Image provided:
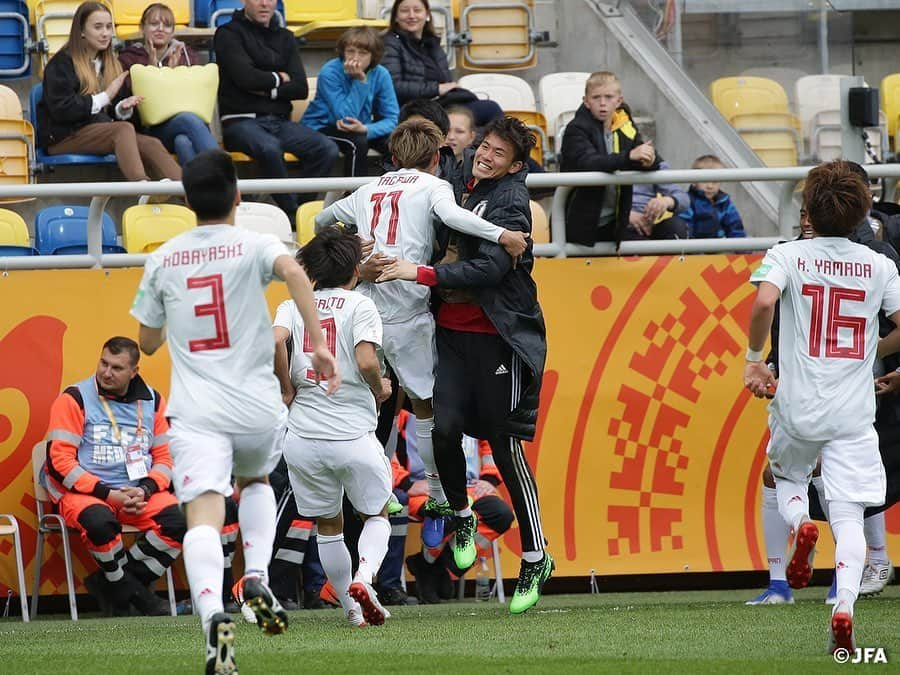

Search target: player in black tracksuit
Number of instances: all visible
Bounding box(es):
[378,117,551,614]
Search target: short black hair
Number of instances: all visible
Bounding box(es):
[103,336,140,366]
[398,98,450,137]
[182,150,238,221]
[300,226,362,289]
[481,116,536,164]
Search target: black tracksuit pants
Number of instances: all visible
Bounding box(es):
[432,326,546,554]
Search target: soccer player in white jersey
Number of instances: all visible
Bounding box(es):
[274,226,393,627]
[130,150,339,675]
[745,160,900,653]
[314,119,528,547]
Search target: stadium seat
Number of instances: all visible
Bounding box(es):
[112,0,189,32]
[296,199,322,246]
[205,0,284,27]
[0,513,28,620]
[121,203,196,253]
[30,83,118,169]
[506,109,548,165]
[732,127,798,167]
[0,86,35,202]
[458,0,538,71]
[538,71,589,147]
[880,73,900,148]
[34,204,125,254]
[0,207,37,254]
[290,76,318,122]
[35,0,114,69]
[794,74,844,141]
[529,199,548,244]
[0,0,31,78]
[236,200,293,243]
[30,442,177,621]
[458,73,535,110]
[709,76,794,123]
[811,108,887,164]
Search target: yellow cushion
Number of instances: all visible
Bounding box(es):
[129,64,219,126]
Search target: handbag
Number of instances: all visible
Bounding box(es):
[129,63,219,126]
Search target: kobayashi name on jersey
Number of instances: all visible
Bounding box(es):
[797,257,873,278]
[162,243,245,268]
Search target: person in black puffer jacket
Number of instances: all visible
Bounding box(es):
[376,116,552,616]
[381,0,502,127]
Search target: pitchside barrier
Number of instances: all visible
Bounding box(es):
[2,167,900,601]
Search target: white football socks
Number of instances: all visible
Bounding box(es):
[238,482,277,583]
[829,500,866,616]
[415,416,447,504]
[183,525,225,632]
[356,516,391,584]
[775,479,809,532]
[864,511,890,565]
[317,532,356,613]
[761,485,789,582]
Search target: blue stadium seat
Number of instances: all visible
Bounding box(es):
[34,205,125,255]
[30,83,118,169]
[198,0,284,26]
[0,0,30,78]
[0,243,37,254]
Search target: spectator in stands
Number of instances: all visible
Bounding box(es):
[446,105,477,161]
[118,3,219,165]
[43,336,183,616]
[680,155,746,239]
[626,160,689,240]
[214,0,338,219]
[302,27,399,177]
[382,0,502,127]
[37,2,181,189]
[560,71,657,246]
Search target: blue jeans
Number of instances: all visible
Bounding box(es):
[148,112,219,165]
[222,115,339,215]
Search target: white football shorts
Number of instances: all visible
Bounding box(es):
[282,429,392,518]
[381,311,436,401]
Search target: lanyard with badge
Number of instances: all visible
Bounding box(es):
[97,385,149,480]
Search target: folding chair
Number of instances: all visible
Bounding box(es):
[0,513,29,620]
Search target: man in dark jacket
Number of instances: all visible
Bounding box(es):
[214,0,338,218]
[376,116,552,615]
[560,71,658,245]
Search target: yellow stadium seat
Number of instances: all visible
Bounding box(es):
[35,0,114,69]
[296,200,323,246]
[880,73,900,148]
[285,0,386,42]
[229,151,299,163]
[737,129,798,167]
[0,208,30,246]
[0,83,22,119]
[529,200,548,244]
[236,201,293,244]
[458,0,537,71]
[506,109,547,166]
[291,76,318,122]
[709,76,793,123]
[112,0,189,31]
[0,119,35,202]
[121,203,196,253]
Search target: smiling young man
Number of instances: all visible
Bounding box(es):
[377,116,552,614]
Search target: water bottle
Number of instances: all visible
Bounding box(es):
[474,556,491,601]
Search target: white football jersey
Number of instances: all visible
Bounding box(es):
[751,237,900,439]
[319,168,504,323]
[131,225,289,434]
[273,288,383,440]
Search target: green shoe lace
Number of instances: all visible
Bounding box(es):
[422,497,455,518]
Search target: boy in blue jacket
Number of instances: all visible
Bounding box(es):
[302,27,399,176]
[680,154,746,238]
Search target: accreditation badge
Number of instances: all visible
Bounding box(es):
[125,444,149,480]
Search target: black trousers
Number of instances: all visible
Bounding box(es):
[432,327,545,553]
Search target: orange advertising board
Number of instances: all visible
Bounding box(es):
[1,256,898,595]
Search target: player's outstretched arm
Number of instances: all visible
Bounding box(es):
[314,193,359,233]
[274,255,341,394]
[432,190,529,258]
[138,324,166,356]
[355,341,391,404]
[744,282,778,398]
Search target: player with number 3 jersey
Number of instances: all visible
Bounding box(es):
[131,151,338,675]
[744,160,900,656]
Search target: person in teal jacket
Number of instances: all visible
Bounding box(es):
[302,27,399,176]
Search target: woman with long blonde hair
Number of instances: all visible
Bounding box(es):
[36,1,181,188]
[118,3,218,164]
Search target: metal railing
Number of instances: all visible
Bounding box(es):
[2,164,900,270]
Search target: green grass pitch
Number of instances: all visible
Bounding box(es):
[1,587,898,673]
